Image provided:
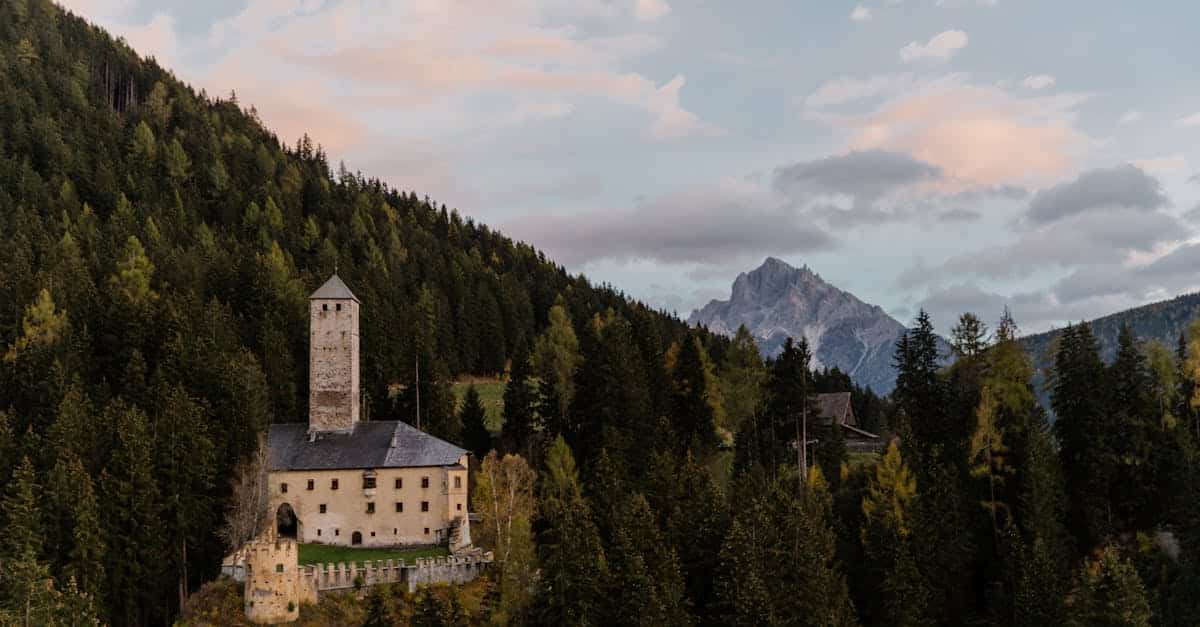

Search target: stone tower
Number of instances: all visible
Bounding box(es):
[309,274,360,435]
[242,530,301,624]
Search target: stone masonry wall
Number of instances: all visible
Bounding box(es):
[309,298,360,433]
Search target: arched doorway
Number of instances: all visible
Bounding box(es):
[276,503,299,539]
[351,531,363,546]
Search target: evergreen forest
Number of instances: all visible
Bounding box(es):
[2,2,1200,626]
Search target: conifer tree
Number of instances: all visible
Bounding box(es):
[1,456,44,607]
[500,352,537,458]
[361,586,393,627]
[951,312,989,357]
[893,310,953,468]
[532,303,581,438]
[459,384,491,459]
[603,494,692,626]
[1064,547,1152,627]
[534,437,607,625]
[1053,323,1116,548]
[669,335,721,457]
[859,441,930,626]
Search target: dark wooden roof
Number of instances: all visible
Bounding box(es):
[267,421,466,471]
[816,392,854,427]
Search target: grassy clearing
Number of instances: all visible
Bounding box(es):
[451,379,506,432]
[297,543,449,565]
[847,451,880,468]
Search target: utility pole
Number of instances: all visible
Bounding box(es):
[417,350,422,430]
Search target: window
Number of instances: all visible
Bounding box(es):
[306,479,314,491]
[275,564,284,573]
[336,303,342,312]
[421,477,430,489]
[280,483,288,494]
[317,529,322,537]
[393,528,398,535]
[322,303,328,311]
[456,503,462,511]
[363,476,376,489]
[319,504,327,514]
[424,527,430,535]
[366,502,375,514]
[335,529,340,536]
[331,479,339,490]
[421,501,429,512]
[454,476,462,489]
[395,502,403,513]
[394,478,402,489]
[370,531,376,537]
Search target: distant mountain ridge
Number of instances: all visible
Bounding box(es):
[689,257,947,393]
[1020,292,1200,395]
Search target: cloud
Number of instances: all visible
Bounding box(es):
[634,0,670,21]
[937,207,982,222]
[1178,112,1200,127]
[915,282,1134,336]
[1022,74,1055,90]
[773,150,942,200]
[503,177,835,267]
[1190,173,1200,184]
[900,30,968,63]
[850,5,872,20]
[1119,110,1143,124]
[805,73,913,108]
[647,76,727,141]
[1025,164,1167,225]
[1130,155,1188,177]
[813,74,1090,187]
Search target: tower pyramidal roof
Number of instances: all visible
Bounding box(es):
[310,273,359,302]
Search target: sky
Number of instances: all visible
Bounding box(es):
[59,0,1200,335]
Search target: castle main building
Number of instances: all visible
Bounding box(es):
[266,274,470,549]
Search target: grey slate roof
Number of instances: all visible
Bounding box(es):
[267,421,467,471]
[310,274,359,302]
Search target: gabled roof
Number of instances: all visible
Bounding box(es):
[816,392,853,426]
[267,421,466,471]
[310,273,359,302]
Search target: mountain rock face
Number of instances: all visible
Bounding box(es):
[689,257,928,393]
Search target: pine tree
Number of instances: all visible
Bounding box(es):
[1,456,44,610]
[860,441,930,626]
[951,312,990,357]
[1064,547,1152,627]
[459,384,491,459]
[534,437,607,625]
[532,303,581,438]
[603,494,692,626]
[668,335,722,457]
[893,310,953,469]
[361,585,393,627]
[1053,323,1116,548]
[500,352,537,458]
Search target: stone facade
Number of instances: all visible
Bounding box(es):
[240,532,304,624]
[268,462,470,548]
[309,288,360,434]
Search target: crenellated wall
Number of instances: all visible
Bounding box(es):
[224,547,494,621]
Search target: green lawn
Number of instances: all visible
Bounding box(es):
[847,451,880,468]
[451,379,506,432]
[297,543,449,565]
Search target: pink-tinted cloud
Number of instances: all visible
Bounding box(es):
[815,75,1090,187]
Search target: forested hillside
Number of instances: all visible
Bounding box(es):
[7,2,1200,626]
[0,1,710,623]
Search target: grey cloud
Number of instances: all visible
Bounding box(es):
[1184,204,1200,223]
[948,184,1029,203]
[1025,164,1167,225]
[503,184,837,268]
[773,150,942,201]
[937,208,982,222]
[942,207,1186,281]
[917,282,1141,337]
[1050,242,1200,305]
[1189,173,1200,184]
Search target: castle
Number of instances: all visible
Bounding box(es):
[266,274,472,550]
[228,274,484,623]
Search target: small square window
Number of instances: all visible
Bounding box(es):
[421,477,429,489]
[370,531,376,537]
[336,303,342,312]
[366,502,375,514]
[322,303,328,311]
[454,476,461,489]
[319,504,327,514]
[280,483,288,494]
[276,564,284,573]
[331,479,339,490]
[456,503,462,511]
[363,476,376,489]
[317,529,322,536]
[307,479,314,491]
[395,478,402,489]
[421,501,429,512]
[335,529,340,536]
[424,527,430,535]
[395,502,403,513]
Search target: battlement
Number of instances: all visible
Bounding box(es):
[223,547,494,622]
